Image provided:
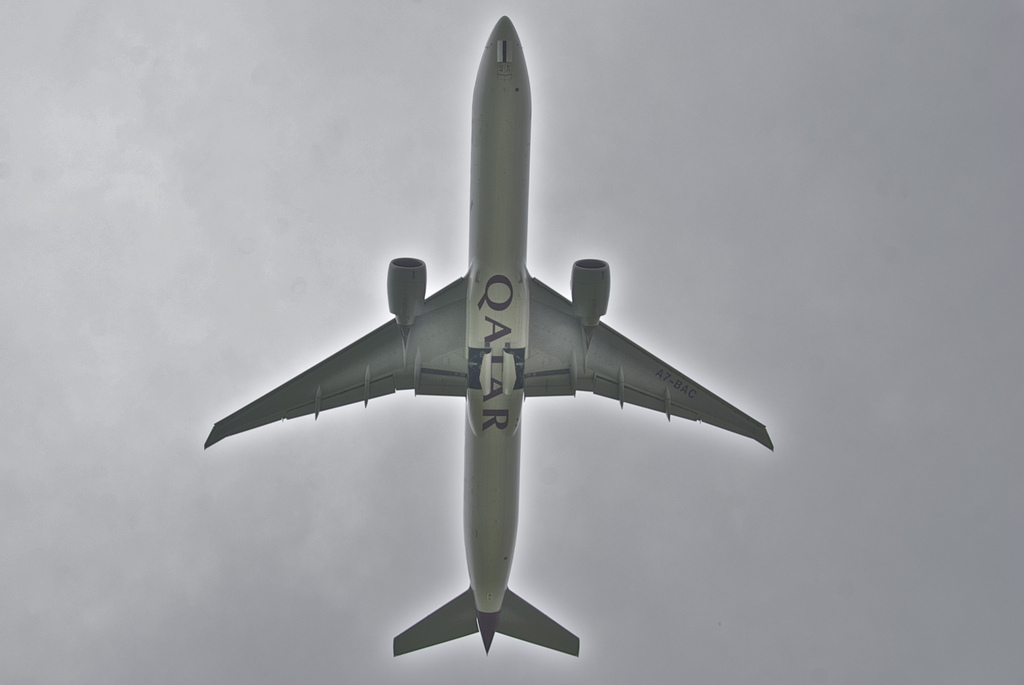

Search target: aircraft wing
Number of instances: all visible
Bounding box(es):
[525,278,773,450]
[205,277,468,448]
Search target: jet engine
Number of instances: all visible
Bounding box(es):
[570,259,610,326]
[387,258,426,326]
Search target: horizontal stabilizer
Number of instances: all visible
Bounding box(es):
[497,589,579,656]
[393,588,579,656]
[393,589,477,656]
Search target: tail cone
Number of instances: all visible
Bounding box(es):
[477,611,500,654]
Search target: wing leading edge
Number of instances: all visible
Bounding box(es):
[525,278,773,450]
[205,277,468,448]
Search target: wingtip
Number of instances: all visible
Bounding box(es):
[204,426,223,450]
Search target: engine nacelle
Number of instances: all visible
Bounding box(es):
[571,259,610,327]
[387,258,426,327]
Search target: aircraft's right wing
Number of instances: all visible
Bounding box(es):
[525,278,773,450]
[205,277,468,448]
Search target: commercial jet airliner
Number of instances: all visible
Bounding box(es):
[206,16,772,657]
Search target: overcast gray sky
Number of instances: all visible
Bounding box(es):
[3,1,1023,683]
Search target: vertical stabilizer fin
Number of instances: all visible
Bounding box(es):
[477,611,499,654]
[495,589,580,656]
[393,588,478,656]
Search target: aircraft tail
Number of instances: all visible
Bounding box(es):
[393,588,579,657]
[393,588,478,656]
[498,589,580,656]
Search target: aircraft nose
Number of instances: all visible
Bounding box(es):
[489,15,521,47]
[474,15,530,97]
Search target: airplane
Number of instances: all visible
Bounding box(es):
[205,16,773,658]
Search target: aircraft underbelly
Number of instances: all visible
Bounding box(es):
[463,21,532,615]
[463,415,520,613]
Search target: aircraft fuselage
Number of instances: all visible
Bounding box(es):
[464,18,531,616]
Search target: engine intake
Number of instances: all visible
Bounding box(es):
[571,259,610,327]
[387,258,426,327]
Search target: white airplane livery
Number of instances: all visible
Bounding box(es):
[206,17,773,657]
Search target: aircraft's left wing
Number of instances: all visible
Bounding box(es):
[205,277,468,448]
[525,278,773,450]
